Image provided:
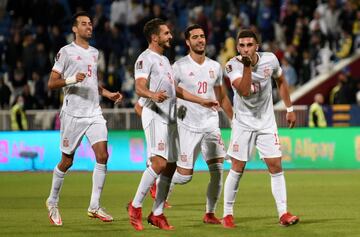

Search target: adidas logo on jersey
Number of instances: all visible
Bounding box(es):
[76,56,82,60]
[189,72,194,76]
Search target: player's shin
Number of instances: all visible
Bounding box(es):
[206,163,223,213]
[152,174,171,215]
[223,169,242,216]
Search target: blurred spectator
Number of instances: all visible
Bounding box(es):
[22,84,39,110]
[32,71,46,109]
[298,50,311,85]
[9,60,27,95]
[281,57,297,92]
[336,29,353,59]
[33,43,51,77]
[50,25,67,59]
[10,95,28,131]
[22,30,36,80]
[0,74,11,109]
[308,93,327,128]
[330,70,356,104]
[5,31,23,70]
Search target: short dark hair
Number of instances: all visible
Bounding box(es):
[143,18,166,43]
[237,29,259,43]
[184,24,205,40]
[72,11,92,27]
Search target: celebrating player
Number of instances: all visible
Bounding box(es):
[45,11,122,226]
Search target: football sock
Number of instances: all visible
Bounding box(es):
[166,181,175,202]
[223,169,242,216]
[270,171,287,217]
[132,166,158,208]
[47,166,65,205]
[89,163,107,210]
[152,174,171,216]
[206,163,223,213]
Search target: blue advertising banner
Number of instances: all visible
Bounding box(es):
[0,128,359,171]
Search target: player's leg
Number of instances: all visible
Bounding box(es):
[128,120,169,230]
[223,122,254,228]
[46,113,86,226]
[202,129,226,224]
[85,115,113,222]
[148,123,178,230]
[258,132,299,226]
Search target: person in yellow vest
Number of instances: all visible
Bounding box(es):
[308,93,327,127]
[10,95,28,131]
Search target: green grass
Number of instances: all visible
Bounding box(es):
[1,171,360,237]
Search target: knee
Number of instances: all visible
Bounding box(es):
[95,151,109,164]
[172,170,192,185]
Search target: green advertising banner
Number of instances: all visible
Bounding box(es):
[220,127,360,170]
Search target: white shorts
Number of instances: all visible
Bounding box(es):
[60,112,107,155]
[177,125,226,169]
[144,119,178,162]
[227,119,282,161]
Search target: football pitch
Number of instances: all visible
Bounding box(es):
[1,171,359,237]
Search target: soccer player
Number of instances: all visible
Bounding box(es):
[127,18,218,231]
[168,24,233,224]
[222,29,299,228]
[45,11,122,226]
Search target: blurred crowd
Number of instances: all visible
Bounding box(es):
[0,0,360,111]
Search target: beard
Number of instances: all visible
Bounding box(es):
[159,40,171,49]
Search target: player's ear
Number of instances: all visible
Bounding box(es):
[256,45,259,51]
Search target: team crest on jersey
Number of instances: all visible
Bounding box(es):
[264,67,271,79]
[225,64,232,73]
[158,141,165,151]
[63,138,69,148]
[136,60,143,69]
[209,70,215,79]
[180,154,187,162]
[233,143,239,152]
[56,53,61,61]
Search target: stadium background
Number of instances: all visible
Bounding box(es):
[0,1,360,237]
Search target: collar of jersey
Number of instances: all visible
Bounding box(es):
[187,54,207,67]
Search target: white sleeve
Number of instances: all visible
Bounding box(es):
[52,47,68,74]
[134,55,151,80]
[225,60,243,83]
[215,63,223,86]
[172,62,180,85]
[272,54,283,78]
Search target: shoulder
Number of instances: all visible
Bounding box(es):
[205,57,221,68]
[259,52,278,63]
[59,43,73,53]
[89,46,99,54]
[174,56,189,67]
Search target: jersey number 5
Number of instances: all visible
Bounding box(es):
[87,65,92,77]
[197,81,208,94]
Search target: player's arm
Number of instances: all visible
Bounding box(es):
[176,86,219,109]
[135,78,168,103]
[134,102,143,117]
[275,73,296,128]
[214,85,233,119]
[231,56,252,96]
[98,85,123,104]
[47,71,86,90]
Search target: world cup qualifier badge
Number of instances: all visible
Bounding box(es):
[136,60,143,70]
[225,64,232,73]
[56,53,61,61]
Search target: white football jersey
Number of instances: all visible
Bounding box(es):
[174,55,222,132]
[53,42,101,117]
[225,52,282,131]
[134,49,176,127]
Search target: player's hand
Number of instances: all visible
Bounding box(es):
[151,90,169,103]
[76,72,86,82]
[200,99,220,111]
[108,91,123,104]
[241,55,252,67]
[286,111,296,128]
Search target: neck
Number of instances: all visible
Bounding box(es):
[149,43,164,55]
[190,52,205,64]
[75,37,89,49]
[251,53,259,67]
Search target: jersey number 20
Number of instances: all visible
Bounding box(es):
[197,81,208,94]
